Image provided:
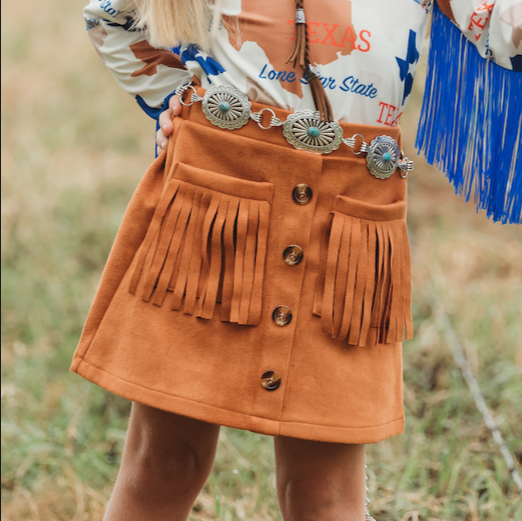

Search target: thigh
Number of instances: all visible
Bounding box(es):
[274,436,366,519]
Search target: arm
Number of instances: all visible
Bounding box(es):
[436,0,522,70]
[84,0,192,117]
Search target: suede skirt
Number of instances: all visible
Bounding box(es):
[70,91,413,444]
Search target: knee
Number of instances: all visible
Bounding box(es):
[127,434,213,493]
[278,477,336,520]
[277,476,365,521]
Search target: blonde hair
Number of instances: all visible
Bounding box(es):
[134,0,222,52]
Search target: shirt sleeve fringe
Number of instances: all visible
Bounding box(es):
[416,1,522,225]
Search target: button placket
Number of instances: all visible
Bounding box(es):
[268,184,314,328]
[254,156,322,418]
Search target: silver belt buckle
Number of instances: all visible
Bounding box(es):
[366,136,401,179]
[202,85,251,130]
[283,110,343,154]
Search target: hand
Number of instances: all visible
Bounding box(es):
[156,95,182,155]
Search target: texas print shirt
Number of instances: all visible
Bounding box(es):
[85,0,522,126]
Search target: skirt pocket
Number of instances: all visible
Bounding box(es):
[313,196,413,346]
[129,163,274,326]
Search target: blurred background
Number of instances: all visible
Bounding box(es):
[2,0,521,519]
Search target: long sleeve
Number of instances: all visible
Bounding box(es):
[84,0,193,117]
[437,0,522,70]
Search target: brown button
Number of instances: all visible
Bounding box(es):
[283,245,304,266]
[272,306,292,326]
[293,184,313,205]
[261,370,282,391]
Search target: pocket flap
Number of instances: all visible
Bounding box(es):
[333,196,406,221]
[174,163,274,203]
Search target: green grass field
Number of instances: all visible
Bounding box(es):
[2,1,521,519]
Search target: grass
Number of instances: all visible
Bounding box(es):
[2,0,521,519]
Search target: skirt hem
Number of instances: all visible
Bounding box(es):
[71,356,405,445]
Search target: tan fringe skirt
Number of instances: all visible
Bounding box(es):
[70,91,413,444]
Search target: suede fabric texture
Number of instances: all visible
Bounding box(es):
[70,92,412,444]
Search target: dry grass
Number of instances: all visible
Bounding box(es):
[2,0,521,519]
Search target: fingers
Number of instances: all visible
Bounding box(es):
[156,94,182,155]
[159,107,174,138]
[169,94,182,116]
[156,126,169,155]
[159,95,182,137]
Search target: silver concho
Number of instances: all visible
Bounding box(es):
[202,86,251,130]
[283,110,343,154]
[366,135,400,179]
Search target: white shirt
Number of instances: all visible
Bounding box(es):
[84,0,522,125]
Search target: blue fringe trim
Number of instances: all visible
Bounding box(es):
[416,2,522,225]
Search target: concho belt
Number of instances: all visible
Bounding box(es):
[175,84,414,180]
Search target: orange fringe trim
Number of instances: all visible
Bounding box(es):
[129,168,273,326]
[314,199,413,346]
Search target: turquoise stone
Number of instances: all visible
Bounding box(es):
[307,127,320,137]
[219,101,230,111]
[383,152,392,162]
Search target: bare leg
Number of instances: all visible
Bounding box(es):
[103,402,220,521]
[274,436,366,521]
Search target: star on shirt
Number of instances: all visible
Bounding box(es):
[500,3,522,49]
[180,45,226,81]
[396,30,420,104]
